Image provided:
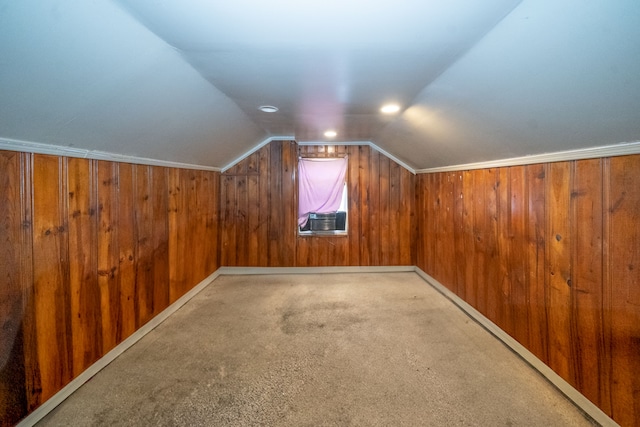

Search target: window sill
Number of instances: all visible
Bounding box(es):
[298,230,348,237]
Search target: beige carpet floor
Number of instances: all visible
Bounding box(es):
[37,272,596,426]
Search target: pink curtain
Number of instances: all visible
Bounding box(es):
[298,156,348,227]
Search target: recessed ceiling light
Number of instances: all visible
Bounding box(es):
[324,130,337,138]
[380,104,401,114]
[258,105,278,113]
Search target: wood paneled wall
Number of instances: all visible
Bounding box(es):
[220,141,415,267]
[0,151,220,426]
[6,140,635,425]
[415,155,640,426]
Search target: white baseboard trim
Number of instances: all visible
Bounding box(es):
[17,269,222,427]
[218,265,415,275]
[413,267,618,427]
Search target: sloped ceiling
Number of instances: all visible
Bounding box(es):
[1,0,639,170]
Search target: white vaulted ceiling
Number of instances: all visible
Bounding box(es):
[1,0,639,170]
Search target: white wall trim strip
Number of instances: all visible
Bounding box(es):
[0,137,222,172]
[416,141,640,174]
[220,136,296,172]
[297,140,374,146]
[218,266,415,275]
[413,267,618,427]
[297,140,416,174]
[16,269,222,427]
[369,142,416,175]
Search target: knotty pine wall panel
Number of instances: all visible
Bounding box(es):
[67,158,102,378]
[608,155,640,426]
[32,155,73,404]
[415,155,640,426]
[0,151,30,425]
[0,151,220,426]
[220,142,415,267]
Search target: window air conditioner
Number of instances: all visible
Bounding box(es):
[302,212,347,231]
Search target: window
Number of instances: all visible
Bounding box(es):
[298,156,348,235]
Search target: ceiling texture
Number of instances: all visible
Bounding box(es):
[1,0,639,170]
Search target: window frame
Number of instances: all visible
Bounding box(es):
[297,156,349,237]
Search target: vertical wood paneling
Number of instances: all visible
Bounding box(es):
[379,156,391,264]
[414,175,425,270]
[608,155,640,426]
[388,162,401,265]
[571,159,609,410]
[96,161,120,353]
[220,175,237,266]
[268,142,284,265]
[368,150,381,266]
[133,165,153,328]
[257,148,270,267]
[152,166,170,316]
[496,167,512,334]
[168,169,218,296]
[2,150,221,426]
[202,170,218,278]
[359,146,372,266]
[484,169,500,325]
[347,146,361,266]
[415,154,640,426]
[509,166,528,346]
[168,168,184,302]
[462,171,477,307]
[67,158,101,376]
[433,173,454,288]
[32,155,72,403]
[431,173,442,281]
[206,170,220,274]
[117,164,136,340]
[18,154,37,414]
[282,142,297,265]
[4,142,637,425]
[400,162,414,266]
[546,161,573,383]
[220,142,414,268]
[525,163,548,364]
[190,170,206,283]
[247,174,260,266]
[185,171,198,285]
[0,152,29,425]
[453,172,466,298]
[473,170,488,315]
[236,174,248,266]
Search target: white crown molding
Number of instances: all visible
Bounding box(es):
[0,137,222,172]
[220,135,296,172]
[369,142,416,175]
[416,141,640,174]
[297,140,416,174]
